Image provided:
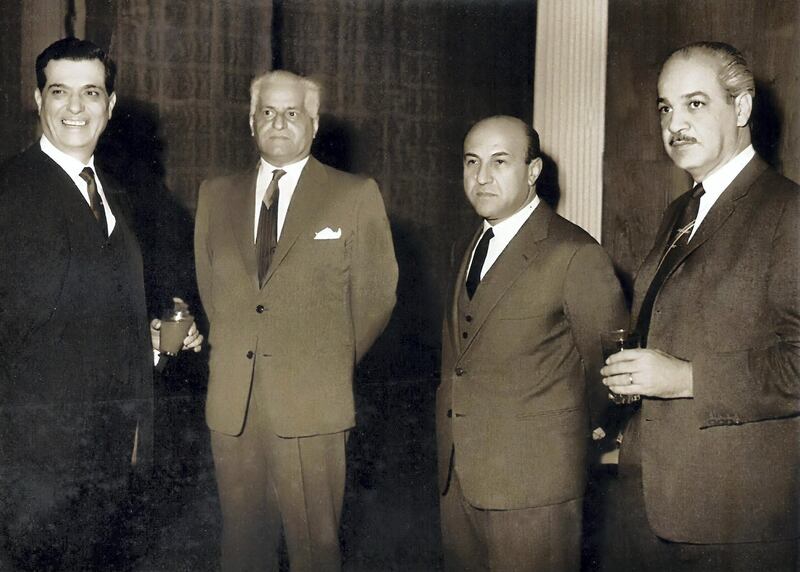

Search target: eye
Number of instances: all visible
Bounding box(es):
[85,89,101,97]
[464,158,478,166]
[263,109,274,117]
[658,104,671,115]
[688,100,705,110]
[287,110,298,118]
[49,88,65,96]
[494,159,505,166]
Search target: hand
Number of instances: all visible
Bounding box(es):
[149,319,204,353]
[592,427,606,441]
[601,348,693,399]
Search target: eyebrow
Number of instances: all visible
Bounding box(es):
[47,83,105,91]
[463,151,512,159]
[657,91,709,104]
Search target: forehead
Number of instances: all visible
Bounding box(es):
[43,59,106,89]
[464,119,527,156]
[255,79,307,108]
[658,54,726,99]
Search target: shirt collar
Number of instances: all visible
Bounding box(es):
[482,195,540,237]
[258,155,310,180]
[39,135,96,177]
[696,144,755,198]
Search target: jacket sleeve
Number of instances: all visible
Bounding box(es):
[0,176,66,363]
[193,180,215,322]
[350,179,398,363]
[693,190,800,428]
[563,242,630,431]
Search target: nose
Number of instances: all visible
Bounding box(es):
[273,112,286,130]
[666,108,688,134]
[476,162,492,185]
[67,92,83,114]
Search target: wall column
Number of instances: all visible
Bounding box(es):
[533,0,608,242]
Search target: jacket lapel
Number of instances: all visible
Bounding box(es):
[225,167,259,288]
[457,202,552,358]
[632,155,768,320]
[681,155,766,257]
[261,157,329,287]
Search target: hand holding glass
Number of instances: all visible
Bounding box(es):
[601,329,641,405]
[159,302,195,357]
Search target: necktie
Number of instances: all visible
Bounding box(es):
[257,169,286,285]
[465,228,494,299]
[79,167,107,233]
[635,183,705,346]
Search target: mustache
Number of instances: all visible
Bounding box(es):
[670,134,698,145]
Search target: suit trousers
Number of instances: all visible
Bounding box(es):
[601,466,799,572]
[211,394,347,572]
[440,470,582,572]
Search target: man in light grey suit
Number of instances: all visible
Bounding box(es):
[437,116,628,571]
[194,71,397,571]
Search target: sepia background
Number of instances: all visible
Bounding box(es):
[0,1,797,570]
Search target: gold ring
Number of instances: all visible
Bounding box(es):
[628,373,634,385]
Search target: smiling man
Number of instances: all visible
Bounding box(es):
[194,70,397,571]
[0,37,200,570]
[601,42,799,571]
[436,116,627,571]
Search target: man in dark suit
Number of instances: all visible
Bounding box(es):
[0,38,201,570]
[194,70,398,571]
[602,42,799,571]
[437,115,628,571]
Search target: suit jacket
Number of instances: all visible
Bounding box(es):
[194,156,397,438]
[437,202,628,510]
[622,156,800,544]
[0,144,154,475]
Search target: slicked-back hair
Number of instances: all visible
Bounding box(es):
[665,41,755,100]
[249,70,322,120]
[36,37,116,94]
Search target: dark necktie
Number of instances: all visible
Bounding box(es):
[466,227,494,299]
[79,167,107,233]
[257,169,286,285]
[635,183,705,346]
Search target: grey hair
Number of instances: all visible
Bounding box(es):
[249,70,321,119]
[665,41,755,100]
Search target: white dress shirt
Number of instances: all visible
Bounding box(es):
[253,156,310,243]
[467,195,541,281]
[40,135,116,236]
[689,144,755,241]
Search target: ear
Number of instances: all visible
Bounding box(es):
[312,115,319,138]
[34,89,43,114]
[248,114,255,136]
[734,92,753,127]
[527,157,543,187]
[107,92,117,119]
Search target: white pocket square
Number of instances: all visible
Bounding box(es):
[314,227,342,240]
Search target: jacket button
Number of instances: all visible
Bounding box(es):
[455,367,465,376]
[462,332,468,339]
[465,315,473,322]
[256,305,265,313]
[447,409,453,418]
[246,351,254,359]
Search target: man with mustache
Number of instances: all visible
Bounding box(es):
[602,42,799,571]
[437,115,627,571]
